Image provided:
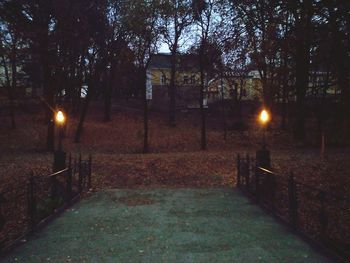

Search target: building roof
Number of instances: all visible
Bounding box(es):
[148,53,199,71]
[149,54,172,68]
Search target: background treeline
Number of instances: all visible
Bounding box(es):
[0,0,349,150]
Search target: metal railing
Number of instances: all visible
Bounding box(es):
[236,153,350,261]
[0,154,92,251]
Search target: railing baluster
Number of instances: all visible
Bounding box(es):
[51,174,58,203]
[255,165,260,202]
[66,167,72,203]
[3,154,93,249]
[270,173,276,214]
[234,154,350,260]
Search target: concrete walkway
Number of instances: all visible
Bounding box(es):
[1,189,334,263]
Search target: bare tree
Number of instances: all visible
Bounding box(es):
[193,0,218,150]
[124,0,162,153]
[0,27,17,129]
[286,0,315,140]
[160,0,193,126]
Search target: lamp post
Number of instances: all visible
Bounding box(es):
[53,110,66,172]
[256,109,271,169]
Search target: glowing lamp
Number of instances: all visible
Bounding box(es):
[259,109,270,125]
[56,111,65,125]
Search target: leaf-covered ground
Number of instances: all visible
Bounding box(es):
[1,102,349,192]
[1,102,350,217]
[0,102,349,259]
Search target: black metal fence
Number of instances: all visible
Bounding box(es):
[236,153,350,261]
[0,154,92,251]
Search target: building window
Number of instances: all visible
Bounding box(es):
[183,75,189,84]
[161,73,166,85]
[190,75,195,84]
[183,75,195,84]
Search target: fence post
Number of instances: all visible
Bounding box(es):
[255,166,260,202]
[68,153,72,170]
[27,172,36,231]
[318,191,328,238]
[88,154,92,189]
[288,172,298,229]
[78,154,82,193]
[237,154,241,187]
[66,168,72,203]
[73,158,77,177]
[51,174,58,202]
[270,174,276,214]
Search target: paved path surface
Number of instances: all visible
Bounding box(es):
[1,189,334,263]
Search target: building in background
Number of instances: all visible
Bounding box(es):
[207,70,262,104]
[146,53,204,110]
[0,60,42,100]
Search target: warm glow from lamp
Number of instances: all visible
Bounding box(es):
[259,109,270,125]
[56,111,65,125]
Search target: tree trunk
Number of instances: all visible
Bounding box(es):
[44,73,55,151]
[1,52,16,129]
[281,96,287,130]
[169,52,177,127]
[103,76,112,122]
[38,25,55,151]
[293,43,309,140]
[46,90,55,151]
[143,70,149,153]
[280,56,289,130]
[9,41,17,129]
[199,48,206,150]
[104,87,112,122]
[75,81,92,143]
[104,65,114,122]
[292,1,313,141]
[332,34,350,136]
[220,74,227,140]
[280,69,288,130]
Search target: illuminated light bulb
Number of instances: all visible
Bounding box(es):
[56,110,65,124]
[259,109,270,124]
